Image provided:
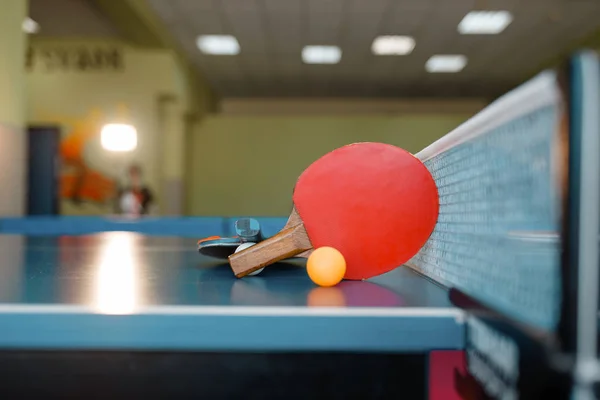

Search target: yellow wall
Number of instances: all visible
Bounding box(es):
[0,0,27,127]
[188,114,471,217]
[26,38,193,215]
[0,0,27,217]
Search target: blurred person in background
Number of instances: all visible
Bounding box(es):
[116,164,154,216]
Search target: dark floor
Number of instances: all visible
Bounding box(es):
[0,351,427,399]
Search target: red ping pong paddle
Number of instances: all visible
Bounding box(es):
[228,142,439,280]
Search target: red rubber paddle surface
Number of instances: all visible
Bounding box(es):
[293,143,439,280]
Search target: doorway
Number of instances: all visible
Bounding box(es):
[27,126,60,215]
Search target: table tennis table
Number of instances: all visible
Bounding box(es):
[0,233,464,398]
[0,51,598,399]
[0,233,464,351]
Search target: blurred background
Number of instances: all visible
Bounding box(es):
[1,0,599,218]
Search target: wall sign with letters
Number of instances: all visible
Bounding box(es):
[26,46,125,72]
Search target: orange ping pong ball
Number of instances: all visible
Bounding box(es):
[307,247,346,287]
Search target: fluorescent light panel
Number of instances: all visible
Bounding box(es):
[458,11,513,34]
[426,55,467,73]
[302,46,342,64]
[371,36,415,55]
[197,35,240,55]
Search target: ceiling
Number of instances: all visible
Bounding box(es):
[29,0,600,99]
[29,0,120,38]
[145,0,600,99]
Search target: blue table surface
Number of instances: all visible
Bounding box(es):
[0,232,464,352]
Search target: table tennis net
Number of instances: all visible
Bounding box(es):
[407,72,563,332]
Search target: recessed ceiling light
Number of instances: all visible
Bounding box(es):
[302,46,342,64]
[458,11,513,34]
[371,36,415,55]
[425,55,467,73]
[22,17,40,34]
[196,35,240,55]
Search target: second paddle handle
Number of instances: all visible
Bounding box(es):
[229,223,312,278]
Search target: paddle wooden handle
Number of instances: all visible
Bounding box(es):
[229,223,312,278]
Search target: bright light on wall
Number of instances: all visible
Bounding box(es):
[197,35,240,55]
[101,124,137,152]
[371,36,415,55]
[22,17,40,34]
[458,11,513,34]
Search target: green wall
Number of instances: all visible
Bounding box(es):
[188,114,471,216]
